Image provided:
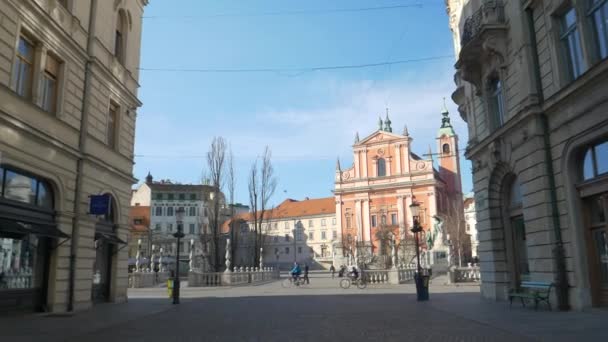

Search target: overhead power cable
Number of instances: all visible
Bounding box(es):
[138,55,454,74]
[143,2,444,19]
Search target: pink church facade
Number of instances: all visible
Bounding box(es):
[334,109,463,268]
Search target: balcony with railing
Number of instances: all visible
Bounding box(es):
[456,0,508,91]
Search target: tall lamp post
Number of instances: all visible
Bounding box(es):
[409,201,429,301]
[172,207,185,304]
[292,219,298,263]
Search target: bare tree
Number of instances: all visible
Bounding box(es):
[248,146,278,266]
[202,137,227,272]
[226,147,238,269]
[439,198,469,267]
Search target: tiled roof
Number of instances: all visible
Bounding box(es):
[148,183,217,192]
[221,197,335,233]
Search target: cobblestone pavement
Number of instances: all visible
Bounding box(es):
[1,272,607,341]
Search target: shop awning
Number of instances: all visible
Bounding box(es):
[0,218,70,239]
[94,231,126,245]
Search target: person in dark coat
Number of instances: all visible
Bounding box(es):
[330,265,336,278]
[303,264,310,284]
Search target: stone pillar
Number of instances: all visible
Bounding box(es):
[397,195,405,236]
[354,150,360,178]
[362,149,368,178]
[395,144,402,175]
[362,199,371,243]
[386,157,392,177]
[355,200,363,241]
[335,198,343,242]
[388,269,400,285]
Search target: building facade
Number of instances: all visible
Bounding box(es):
[130,173,218,273]
[447,0,608,309]
[334,112,465,270]
[224,197,338,270]
[127,205,150,271]
[0,0,146,312]
[464,194,478,260]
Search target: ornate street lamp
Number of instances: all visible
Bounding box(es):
[292,219,298,263]
[172,207,186,304]
[409,200,429,301]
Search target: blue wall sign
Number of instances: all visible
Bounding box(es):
[89,194,110,215]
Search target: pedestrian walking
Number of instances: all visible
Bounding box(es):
[330,264,336,279]
[303,264,310,284]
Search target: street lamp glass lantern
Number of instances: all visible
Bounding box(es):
[409,201,420,218]
[176,207,185,223]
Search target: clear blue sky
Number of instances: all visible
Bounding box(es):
[134,0,472,206]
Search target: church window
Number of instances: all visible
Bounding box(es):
[377,158,386,177]
[443,143,450,154]
[371,215,377,227]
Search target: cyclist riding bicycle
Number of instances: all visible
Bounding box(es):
[349,266,359,280]
[290,262,302,281]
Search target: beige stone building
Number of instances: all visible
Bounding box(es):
[447,0,608,309]
[0,0,146,312]
[223,197,339,270]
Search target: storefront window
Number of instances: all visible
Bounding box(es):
[0,168,53,208]
[0,235,41,290]
[4,170,36,204]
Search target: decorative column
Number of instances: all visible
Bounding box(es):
[395,144,402,175]
[188,239,194,272]
[224,238,232,272]
[354,150,360,178]
[135,239,142,272]
[386,157,392,177]
[355,200,363,241]
[397,195,405,236]
[362,149,368,178]
[362,199,371,243]
[335,198,343,242]
[159,247,165,272]
[259,247,264,269]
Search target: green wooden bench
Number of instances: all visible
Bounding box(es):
[509,281,553,310]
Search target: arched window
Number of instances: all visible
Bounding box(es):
[443,143,451,154]
[114,10,127,64]
[583,141,608,181]
[377,158,386,177]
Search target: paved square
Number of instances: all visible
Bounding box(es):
[1,273,607,341]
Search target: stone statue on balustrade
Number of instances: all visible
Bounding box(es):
[391,240,398,269]
[224,238,232,273]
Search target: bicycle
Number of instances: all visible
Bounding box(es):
[339,274,367,289]
[282,275,308,288]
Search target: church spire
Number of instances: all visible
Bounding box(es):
[354,131,360,144]
[403,124,409,136]
[384,108,392,133]
[437,97,456,138]
[336,157,341,171]
[378,116,384,131]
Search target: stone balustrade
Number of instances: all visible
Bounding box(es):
[128,270,170,288]
[361,266,417,285]
[0,268,33,289]
[188,267,280,287]
[448,264,481,283]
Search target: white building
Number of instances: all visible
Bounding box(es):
[130,173,216,271]
[224,197,338,270]
[464,194,478,260]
